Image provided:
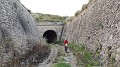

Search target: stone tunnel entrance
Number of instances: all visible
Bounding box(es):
[43,30,57,43]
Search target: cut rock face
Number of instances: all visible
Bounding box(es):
[65,0,120,66]
[0,0,40,65]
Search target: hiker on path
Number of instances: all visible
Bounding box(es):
[64,39,68,53]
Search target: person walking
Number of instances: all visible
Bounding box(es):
[64,39,68,53]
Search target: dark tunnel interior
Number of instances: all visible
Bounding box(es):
[43,30,57,43]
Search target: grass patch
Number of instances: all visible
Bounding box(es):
[68,43,85,53]
[68,43,100,67]
[54,62,71,67]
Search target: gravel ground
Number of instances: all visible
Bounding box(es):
[38,44,77,67]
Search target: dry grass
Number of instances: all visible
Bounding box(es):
[7,45,50,67]
[0,38,51,67]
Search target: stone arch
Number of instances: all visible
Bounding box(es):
[43,30,57,43]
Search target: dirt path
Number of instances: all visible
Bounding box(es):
[37,44,77,67]
[38,45,58,67]
[56,45,77,67]
[63,51,77,67]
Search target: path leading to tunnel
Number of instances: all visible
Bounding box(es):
[54,45,77,67]
[37,44,77,67]
[38,45,58,67]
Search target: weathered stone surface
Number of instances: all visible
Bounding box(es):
[36,22,64,42]
[0,0,40,66]
[65,0,120,66]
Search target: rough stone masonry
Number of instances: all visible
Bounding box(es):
[65,0,120,67]
[0,0,40,66]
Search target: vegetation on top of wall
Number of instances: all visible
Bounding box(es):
[31,13,68,22]
[64,0,94,23]
[27,9,32,14]
[65,2,89,23]
[76,0,94,16]
[64,16,75,23]
[74,0,93,17]
[74,4,88,17]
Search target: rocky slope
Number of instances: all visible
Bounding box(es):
[65,0,120,66]
[0,0,40,66]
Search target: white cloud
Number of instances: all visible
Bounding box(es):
[20,0,88,16]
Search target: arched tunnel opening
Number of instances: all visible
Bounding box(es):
[43,30,57,43]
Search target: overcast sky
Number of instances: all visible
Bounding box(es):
[20,0,88,16]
